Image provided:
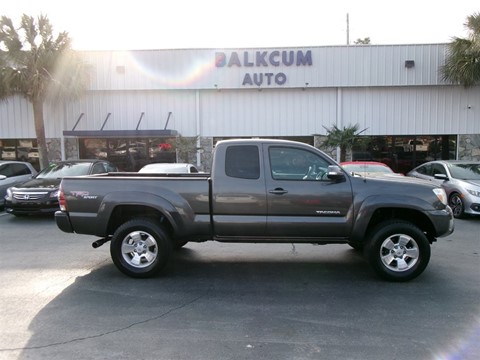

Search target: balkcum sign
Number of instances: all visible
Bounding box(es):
[215,50,312,87]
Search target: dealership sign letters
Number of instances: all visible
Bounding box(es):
[215,50,312,87]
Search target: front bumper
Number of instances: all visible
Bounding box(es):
[4,199,59,215]
[431,206,455,238]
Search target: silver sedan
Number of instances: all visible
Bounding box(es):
[407,160,480,218]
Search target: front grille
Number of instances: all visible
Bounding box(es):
[13,192,49,201]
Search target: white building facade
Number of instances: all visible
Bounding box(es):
[1,44,479,172]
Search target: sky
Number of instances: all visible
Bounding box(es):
[2,0,479,50]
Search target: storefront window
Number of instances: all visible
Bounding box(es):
[0,139,39,169]
[352,135,457,173]
[79,137,176,171]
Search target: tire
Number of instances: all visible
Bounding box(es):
[110,218,172,278]
[364,220,431,282]
[449,193,465,219]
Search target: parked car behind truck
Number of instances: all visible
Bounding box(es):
[0,161,38,207]
[5,159,117,216]
[55,139,454,282]
[407,160,480,219]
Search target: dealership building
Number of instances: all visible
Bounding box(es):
[1,43,479,172]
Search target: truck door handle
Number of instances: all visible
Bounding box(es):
[269,188,288,195]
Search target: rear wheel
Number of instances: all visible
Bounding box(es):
[449,193,465,219]
[110,218,172,278]
[364,221,430,282]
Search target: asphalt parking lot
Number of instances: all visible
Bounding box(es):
[0,211,479,360]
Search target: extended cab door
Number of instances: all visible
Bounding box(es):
[211,144,267,237]
[264,144,353,239]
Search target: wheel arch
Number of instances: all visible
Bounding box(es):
[352,207,437,244]
[107,204,176,238]
[97,191,185,239]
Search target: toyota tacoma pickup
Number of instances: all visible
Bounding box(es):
[55,139,454,282]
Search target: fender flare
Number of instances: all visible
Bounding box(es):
[350,194,435,243]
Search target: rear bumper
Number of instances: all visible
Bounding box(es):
[55,211,74,233]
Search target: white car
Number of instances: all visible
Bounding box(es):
[138,163,200,174]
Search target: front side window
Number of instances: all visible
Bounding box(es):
[225,145,260,179]
[416,164,431,176]
[269,147,330,181]
[91,163,107,174]
[105,163,118,173]
[432,163,447,176]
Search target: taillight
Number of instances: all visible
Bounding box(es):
[58,184,67,211]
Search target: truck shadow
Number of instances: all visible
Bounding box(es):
[16,243,471,359]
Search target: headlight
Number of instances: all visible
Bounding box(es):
[6,188,12,198]
[466,189,480,197]
[50,190,59,198]
[433,188,447,206]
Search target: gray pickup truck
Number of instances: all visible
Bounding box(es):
[55,139,454,282]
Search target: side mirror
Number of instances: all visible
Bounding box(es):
[0,175,6,181]
[434,173,448,181]
[327,165,345,180]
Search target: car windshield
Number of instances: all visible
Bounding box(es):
[37,162,92,179]
[343,164,393,174]
[448,163,480,180]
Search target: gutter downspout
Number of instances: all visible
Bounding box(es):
[336,87,342,162]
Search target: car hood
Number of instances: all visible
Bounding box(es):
[12,178,61,191]
[463,179,480,187]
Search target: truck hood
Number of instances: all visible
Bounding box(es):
[351,174,436,188]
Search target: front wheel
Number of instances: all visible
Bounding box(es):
[364,221,430,282]
[110,218,172,278]
[449,193,465,219]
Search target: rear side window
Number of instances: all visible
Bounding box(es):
[0,164,13,177]
[225,145,260,179]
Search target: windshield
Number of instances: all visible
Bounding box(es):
[37,162,92,179]
[448,163,480,180]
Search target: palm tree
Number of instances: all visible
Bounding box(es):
[354,37,371,45]
[441,12,480,86]
[0,14,88,169]
[172,135,201,163]
[321,123,365,162]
